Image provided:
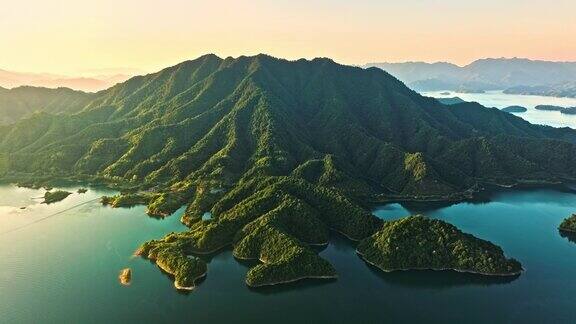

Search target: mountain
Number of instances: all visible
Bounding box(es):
[0,69,132,92]
[365,58,576,93]
[4,54,576,288]
[0,86,94,125]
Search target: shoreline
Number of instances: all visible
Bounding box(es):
[154,258,208,291]
[372,178,574,205]
[247,274,338,288]
[356,250,523,277]
[233,251,337,287]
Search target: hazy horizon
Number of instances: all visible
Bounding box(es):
[3,54,576,79]
[2,0,575,75]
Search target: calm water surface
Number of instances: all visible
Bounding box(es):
[423,90,576,129]
[1,184,576,323]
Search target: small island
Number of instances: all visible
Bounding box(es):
[118,268,132,286]
[436,97,466,105]
[357,216,522,276]
[43,190,72,204]
[559,214,576,233]
[77,188,88,194]
[501,105,527,113]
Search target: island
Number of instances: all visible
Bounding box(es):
[357,216,523,276]
[535,105,576,115]
[559,214,576,233]
[501,105,527,113]
[77,188,88,194]
[43,190,72,204]
[118,268,132,286]
[458,88,486,94]
[436,97,466,105]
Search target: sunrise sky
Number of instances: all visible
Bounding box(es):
[1,0,575,75]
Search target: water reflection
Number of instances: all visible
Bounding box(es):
[363,263,519,289]
[559,231,576,244]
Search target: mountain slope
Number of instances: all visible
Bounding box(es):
[0,86,94,125]
[3,54,576,288]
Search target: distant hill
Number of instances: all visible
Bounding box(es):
[504,81,576,98]
[0,86,94,125]
[0,69,133,92]
[365,58,576,95]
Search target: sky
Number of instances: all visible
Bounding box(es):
[1,0,575,75]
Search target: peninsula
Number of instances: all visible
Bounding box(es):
[357,216,522,276]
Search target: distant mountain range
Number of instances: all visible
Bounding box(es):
[364,58,576,97]
[0,69,134,92]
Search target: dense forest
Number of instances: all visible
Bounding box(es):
[0,86,93,125]
[357,216,522,275]
[4,54,576,288]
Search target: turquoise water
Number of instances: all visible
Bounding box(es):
[423,90,576,129]
[1,184,576,323]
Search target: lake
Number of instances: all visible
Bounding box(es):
[423,90,576,129]
[1,184,576,323]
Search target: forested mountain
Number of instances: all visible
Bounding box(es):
[3,54,576,288]
[365,58,576,93]
[0,86,93,125]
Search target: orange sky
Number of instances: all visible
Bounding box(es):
[1,0,575,75]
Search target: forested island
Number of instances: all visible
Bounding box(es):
[357,216,522,275]
[5,54,576,290]
[436,97,466,105]
[535,105,576,115]
[501,106,527,113]
[42,190,72,204]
